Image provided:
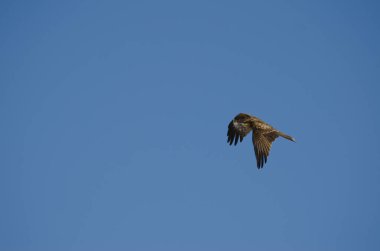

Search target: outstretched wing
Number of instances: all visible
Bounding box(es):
[252,130,279,168]
[227,119,252,145]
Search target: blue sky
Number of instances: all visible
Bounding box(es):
[1,0,380,250]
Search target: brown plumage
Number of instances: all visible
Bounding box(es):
[227,113,295,169]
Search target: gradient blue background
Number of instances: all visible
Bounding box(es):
[1,0,380,250]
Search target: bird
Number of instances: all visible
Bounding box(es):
[227,113,295,169]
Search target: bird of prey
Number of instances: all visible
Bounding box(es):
[227,113,295,169]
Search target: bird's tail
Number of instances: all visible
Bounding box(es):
[277,131,296,142]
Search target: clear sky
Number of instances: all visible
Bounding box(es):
[1,0,380,250]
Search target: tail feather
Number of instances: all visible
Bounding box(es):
[277,131,296,142]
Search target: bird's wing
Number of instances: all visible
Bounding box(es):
[252,130,279,168]
[227,119,252,145]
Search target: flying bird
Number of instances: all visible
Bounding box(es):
[227,113,295,169]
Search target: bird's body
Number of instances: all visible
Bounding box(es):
[227,113,295,168]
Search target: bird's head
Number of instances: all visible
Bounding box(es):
[235,113,251,122]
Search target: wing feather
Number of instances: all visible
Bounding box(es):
[227,118,252,145]
[252,130,279,168]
